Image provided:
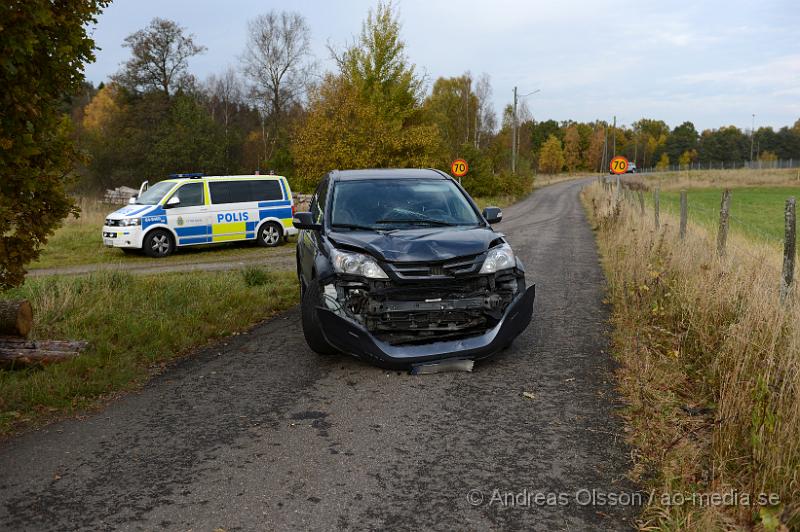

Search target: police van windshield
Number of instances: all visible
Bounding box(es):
[330,178,481,230]
[134,181,176,205]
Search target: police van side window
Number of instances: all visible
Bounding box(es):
[310,177,328,224]
[251,180,283,201]
[174,182,204,207]
[209,180,282,204]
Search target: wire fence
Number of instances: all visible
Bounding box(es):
[636,158,800,174]
[598,175,798,302]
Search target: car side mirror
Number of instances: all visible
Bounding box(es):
[128,197,137,205]
[165,196,181,208]
[482,206,503,224]
[293,211,322,231]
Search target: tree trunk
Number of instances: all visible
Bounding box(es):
[0,337,87,367]
[0,299,33,337]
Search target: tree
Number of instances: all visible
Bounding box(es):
[334,1,422,115]
[242,11,313,164]
[656,153,670,170]
[529,119,562,153]
[473,73,495,148]
[758,150,777,163]
[424,74,478,162]
[205,68,245,173]
[0,0,110,289]
[538,135,564,174]
[665,121,698,162]
[563,125,581,174]
[115,18,206,96]
[292,1,439,190]
[148,95,226,175]
[586,127,606,172]
[678,149,697,167]
[292,75,439,191]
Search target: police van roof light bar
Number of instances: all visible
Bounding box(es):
[169,172,205,179]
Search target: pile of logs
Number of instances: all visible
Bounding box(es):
[0,300,87,367]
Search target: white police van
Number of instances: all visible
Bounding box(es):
[102,173,297,257]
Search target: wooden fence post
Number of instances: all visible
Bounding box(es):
[679,189,688,239]
[654,188,660,229]
[637,190,645,216]
[717,189,732,256]
[781,197,797,302]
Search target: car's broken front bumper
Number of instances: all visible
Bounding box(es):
[316,284,535,367]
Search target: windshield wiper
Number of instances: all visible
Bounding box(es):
[375,218,455,227]
[330,223,377,231]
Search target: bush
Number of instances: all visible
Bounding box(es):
[241,266,270,287]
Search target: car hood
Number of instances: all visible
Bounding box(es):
[327,226,503,262]
[106,204,162,220]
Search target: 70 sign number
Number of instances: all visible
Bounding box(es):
[610,156,628,175]
[451,159,469,177]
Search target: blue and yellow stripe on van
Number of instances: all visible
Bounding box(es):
[169,203,292,246]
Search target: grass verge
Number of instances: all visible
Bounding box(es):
[0,269,298,436]
[583,181,799,530]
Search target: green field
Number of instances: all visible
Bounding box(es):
[657,186,800,246]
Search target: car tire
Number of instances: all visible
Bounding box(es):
[301,281,337,356]
[143,229,175,258]
[257,222,283,247]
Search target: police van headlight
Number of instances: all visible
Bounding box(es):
[119,218,141,227]
[480,243,516,274]
[331,249,388,279]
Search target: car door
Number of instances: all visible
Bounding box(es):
[207,180,254,242]
[165,181,210,245]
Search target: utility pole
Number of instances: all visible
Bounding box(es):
[750,113,756,164]
[510,87,541,175]
[612,115,617,158]
[512,86,518,175]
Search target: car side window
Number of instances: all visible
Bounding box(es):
[310,177,329,224]
[174,182,204,207]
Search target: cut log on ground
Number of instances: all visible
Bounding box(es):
[0,336,87,367]
[0,300,33,337]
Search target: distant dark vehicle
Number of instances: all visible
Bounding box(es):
[293,168,536,368]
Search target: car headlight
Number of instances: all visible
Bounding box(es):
[119,218,141,227]
[480,243,516,274]
[331,249,388,279]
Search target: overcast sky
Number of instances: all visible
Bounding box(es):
[84,0,800,132]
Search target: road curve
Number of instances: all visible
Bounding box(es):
[0,178,637,531]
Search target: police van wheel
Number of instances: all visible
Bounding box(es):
[257,222,283,248]
[144,230,175,258]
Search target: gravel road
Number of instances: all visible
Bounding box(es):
[0,178,638,531]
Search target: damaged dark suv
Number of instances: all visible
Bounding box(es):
[293,168,535,368]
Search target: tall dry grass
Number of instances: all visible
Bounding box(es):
[584,181,799,529]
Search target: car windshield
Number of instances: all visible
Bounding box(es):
[134,181,176,205]
[330,178,481,230]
